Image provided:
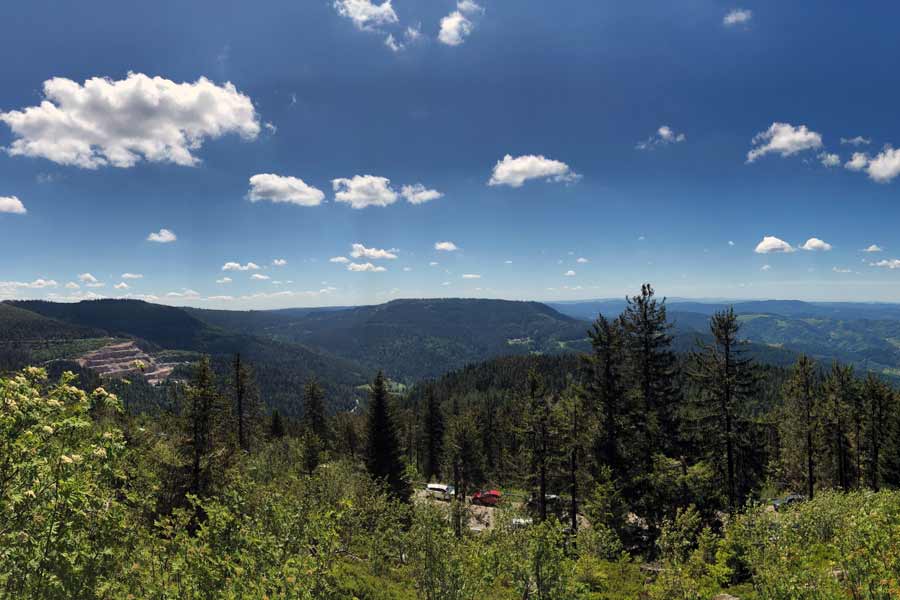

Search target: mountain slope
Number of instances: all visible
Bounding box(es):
[551,299,900,378]
[0,302,104,340]
[5,300,371,413]
[189,298,588,381]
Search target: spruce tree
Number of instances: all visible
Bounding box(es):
[232,354,261,451]
[581,313,626,477]
[233,353,247,450]
[302,379,329,446]
[365,371,410,501]
[444,407,484,536]
[182,356,230,499]
[556,385,592,533]
[687,308,757,512]
[821,362,856,490]
[621,284,680,463]
[861,374,890,490]
[781,355,820,499]
[422,386,445,481]
[523,370,556,522]
[269,409,285,439]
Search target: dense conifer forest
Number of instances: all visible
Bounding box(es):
[3,285,900,598]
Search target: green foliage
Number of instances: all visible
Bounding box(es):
[3,364,900,599]
[723,491,900,599]
[0,367,129,599]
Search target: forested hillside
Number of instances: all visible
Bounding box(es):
[554,299,900,379]
[2,299,371,414]
[4,284,900,599]
[189,298,589,381]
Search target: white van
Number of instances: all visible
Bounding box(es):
[425,483,455,501]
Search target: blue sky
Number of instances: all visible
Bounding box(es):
[2,0,900,308]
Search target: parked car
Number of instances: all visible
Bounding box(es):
[772,494,805,511]
[471,489,502,506]
[425,483,455,501]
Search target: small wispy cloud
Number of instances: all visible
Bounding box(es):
[723,8,752,26]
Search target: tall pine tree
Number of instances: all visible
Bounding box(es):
[182,357,231,500]
[365,371,410,501]
[422,386,445,482]
[232,354,261,451]
[861,374,890,490]
[581,314,626,478]
[781,355,820,499]
[621,284,680,464]
[523,370,556,523]
[302,379,330,447]
[687,308,757,512]
[821,362,856,490]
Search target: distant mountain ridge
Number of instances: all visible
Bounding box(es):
[3,299,371,414]
[551,298,900,378]
[188,298,588,381]
[5,296,900,408]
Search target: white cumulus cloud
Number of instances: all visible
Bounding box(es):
[329,256,350,263]
[863,244,883,253]
[350,243,397,260]
[333,0,398,31]
[272,258,287,266]
[121,273,143,279]
[0,73,259,169]
[439,11,474,46]
[114,282,129,290]
[332,175,398,208]
[147,228,177,243]
[564,270,576,277]
[222,261,260,271]
[867,147,900,183]
[248,174,324,206]
[251,273,270,280]
[0,196,26,214]
[724,8,752,26]
[845,152,869,171]
[439,1,482,46]
[401,183,444,204]
[488,154,581,187]
[746,122,823,163]
[576,257,589,263]
[462,273,481,279]
[347,262,387,272]
[872,259,900,270]
[754,235,794,254]
[819,152,840,167]
[435,241,459,252]
[216,277,233,284]
[800,237,832,252]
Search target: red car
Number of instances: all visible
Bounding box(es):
[471,489,502,506]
